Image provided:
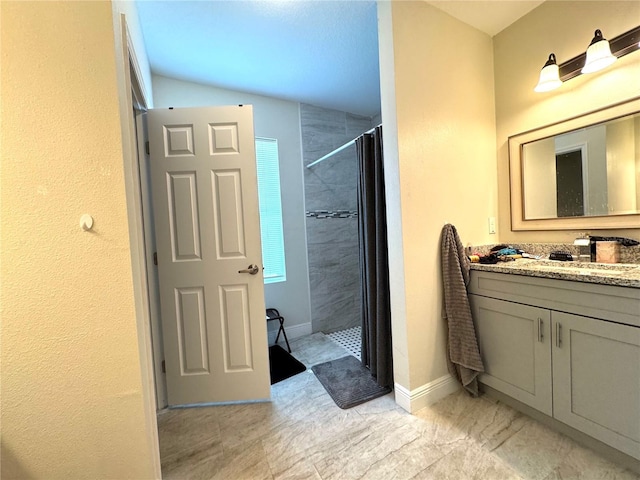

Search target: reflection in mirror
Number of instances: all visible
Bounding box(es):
[522,112,640,220]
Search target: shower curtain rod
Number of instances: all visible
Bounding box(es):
[306,123,382,168]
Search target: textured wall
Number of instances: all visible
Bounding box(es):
[301,104,374,333]
[381,1,497,391]
[1,2,156,478]
[494,1,640,243]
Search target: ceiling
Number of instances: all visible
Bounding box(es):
[136,1,544,118]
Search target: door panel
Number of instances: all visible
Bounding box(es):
[175,287,209,375]
[212,170,246,257]
[552,312,640,460]
[149,105,269,406]
[470,294,552,416]
[167,172,201,261]
[219,284,253,371]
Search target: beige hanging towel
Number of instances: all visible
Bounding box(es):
[440,224,485,396]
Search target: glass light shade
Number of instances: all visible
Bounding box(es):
[534,54,562,92]
[581,30,617,74]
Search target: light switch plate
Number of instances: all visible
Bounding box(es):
[488,217,496,234]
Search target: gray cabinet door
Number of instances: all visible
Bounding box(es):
[469,295,552,415]
[552,312,640,461]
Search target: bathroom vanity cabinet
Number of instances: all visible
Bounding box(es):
[468,270,640,462]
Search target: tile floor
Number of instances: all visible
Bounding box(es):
[327,326,361,360]
[157,333,639,480]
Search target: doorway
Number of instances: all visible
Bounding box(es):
[556,147,586,217]
[128,1,386,411]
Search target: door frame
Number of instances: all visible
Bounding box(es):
[113,13,162,476]
[555,142,589,215]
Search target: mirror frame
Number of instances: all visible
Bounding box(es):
[508,96,640,231]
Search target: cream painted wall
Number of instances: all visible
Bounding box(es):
[381,1,497,392]
[1,2,156,478]
[377,0,410,389]
[636,117,640,209]
[494,1,640,242]
[152,75,312,331]
[523,137,556,218]
[606,118,638,214]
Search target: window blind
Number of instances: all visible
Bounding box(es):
[255,137,286,284]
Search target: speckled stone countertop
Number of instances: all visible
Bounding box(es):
[470,259,640,289]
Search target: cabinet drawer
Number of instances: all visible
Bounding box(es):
[469,271,640,327]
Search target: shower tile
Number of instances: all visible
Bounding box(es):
[312,266,359,293]
[300,104,346,136]
[308,270,360,300]
[346,112,374,138]
[326,326,361,359]
[312,262,359,288]
[309,302,356,333]
[307,255,359,288]
[305,216,358,246]
[303,182,357,211]
[309,288,354,316]
[302,133,347,164]
[308,263,359,302]
[288,332,350,366]
[307,241,359,267]
[301,103,372,335]
[304,159,357,188]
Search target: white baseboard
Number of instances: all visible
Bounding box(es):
[394,374,460,413]
[286,322,312,339]
[268,321,312,345]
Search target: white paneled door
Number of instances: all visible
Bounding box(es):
[148,105,270,406]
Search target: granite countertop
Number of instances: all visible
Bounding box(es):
[469,258,640,289]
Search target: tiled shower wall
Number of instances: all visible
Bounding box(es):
[301,103,374,333]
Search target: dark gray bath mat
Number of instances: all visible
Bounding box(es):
[311,355,391,409]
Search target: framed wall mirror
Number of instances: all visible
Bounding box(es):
[509,97,640,230]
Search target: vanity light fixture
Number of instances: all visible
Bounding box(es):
[534,54,563,92]
[581,29,616,73]
[534,25,640,92]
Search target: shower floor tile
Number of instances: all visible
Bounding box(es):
[327,326,361,360]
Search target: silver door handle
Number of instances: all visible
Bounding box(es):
[555,322,562,348]
[538,318,544,343]
[238,264,259,275]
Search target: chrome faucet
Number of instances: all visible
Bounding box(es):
[573,234,591,262]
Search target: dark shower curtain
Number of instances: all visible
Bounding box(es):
[356,126,393,388]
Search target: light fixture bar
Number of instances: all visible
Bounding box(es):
[558,25,640,82]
